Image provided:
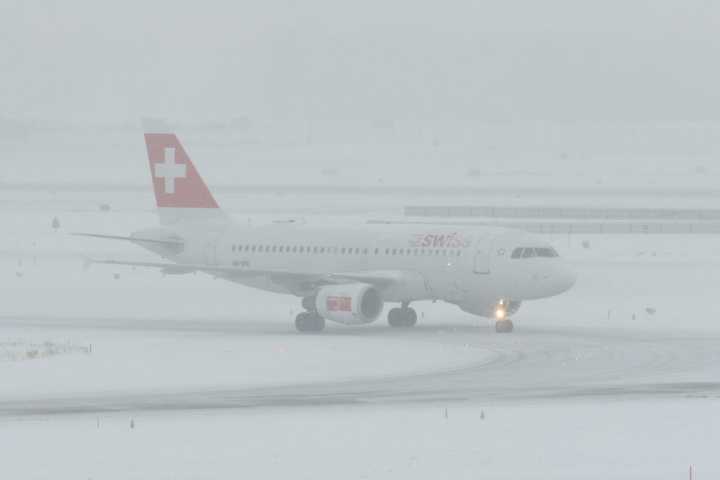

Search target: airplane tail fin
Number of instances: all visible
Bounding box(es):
[143,120,227,225]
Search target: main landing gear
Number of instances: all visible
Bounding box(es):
[494,300,514,333]
[388,302,417,328]
[295,297,325,333]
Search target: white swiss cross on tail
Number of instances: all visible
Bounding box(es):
[143,130,221,212]
[154,147,187,194]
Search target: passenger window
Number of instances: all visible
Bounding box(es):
[511,248,523,259]
[522,248,535,258]
[375,248,379,255]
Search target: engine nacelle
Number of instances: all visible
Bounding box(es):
[315,283,383,325]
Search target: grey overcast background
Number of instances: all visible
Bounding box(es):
[3,0,720,123]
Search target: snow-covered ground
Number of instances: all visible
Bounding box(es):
[2,177,719,478]
[2,401,717,480]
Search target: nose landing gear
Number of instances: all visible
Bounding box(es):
[494,300,514,333]
[495,319,514,333]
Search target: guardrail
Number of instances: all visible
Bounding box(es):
[404,205,720,221]
[374,218,720,234]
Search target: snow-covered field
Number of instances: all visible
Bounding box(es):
[3,400,718,480]
[2,169,720,478]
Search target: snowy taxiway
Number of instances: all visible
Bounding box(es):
[2,186,720,478]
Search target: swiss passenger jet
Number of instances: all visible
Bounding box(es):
[80,127,576,333]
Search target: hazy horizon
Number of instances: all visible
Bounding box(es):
[3,0,720,123]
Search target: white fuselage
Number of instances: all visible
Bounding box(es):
[149,221,576,318]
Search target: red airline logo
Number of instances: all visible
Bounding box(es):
[410,232,470,248]
[326,296,352,312]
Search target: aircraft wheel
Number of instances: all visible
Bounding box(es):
[404,308,418,327]
[495,319,514,333]
[295,312,325,333]
[388,307,417,328]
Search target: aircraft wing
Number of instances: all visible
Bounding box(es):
[328,270,406,288]
[90,259,306,279]
[90,259,406,292]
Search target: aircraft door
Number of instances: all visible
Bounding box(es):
[473,235,492,274]
[203,233,220,266]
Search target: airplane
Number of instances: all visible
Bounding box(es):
[78,126,576,333]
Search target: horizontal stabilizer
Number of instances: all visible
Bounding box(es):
[72,233,184,247]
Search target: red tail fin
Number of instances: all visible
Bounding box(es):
[144,133,219,209]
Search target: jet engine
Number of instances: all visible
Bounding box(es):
[315,283,383,325]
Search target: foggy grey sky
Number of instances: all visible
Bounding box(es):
[3,0,720,123]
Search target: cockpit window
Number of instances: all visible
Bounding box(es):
[535,247,559,258]
[511,247,559,259]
